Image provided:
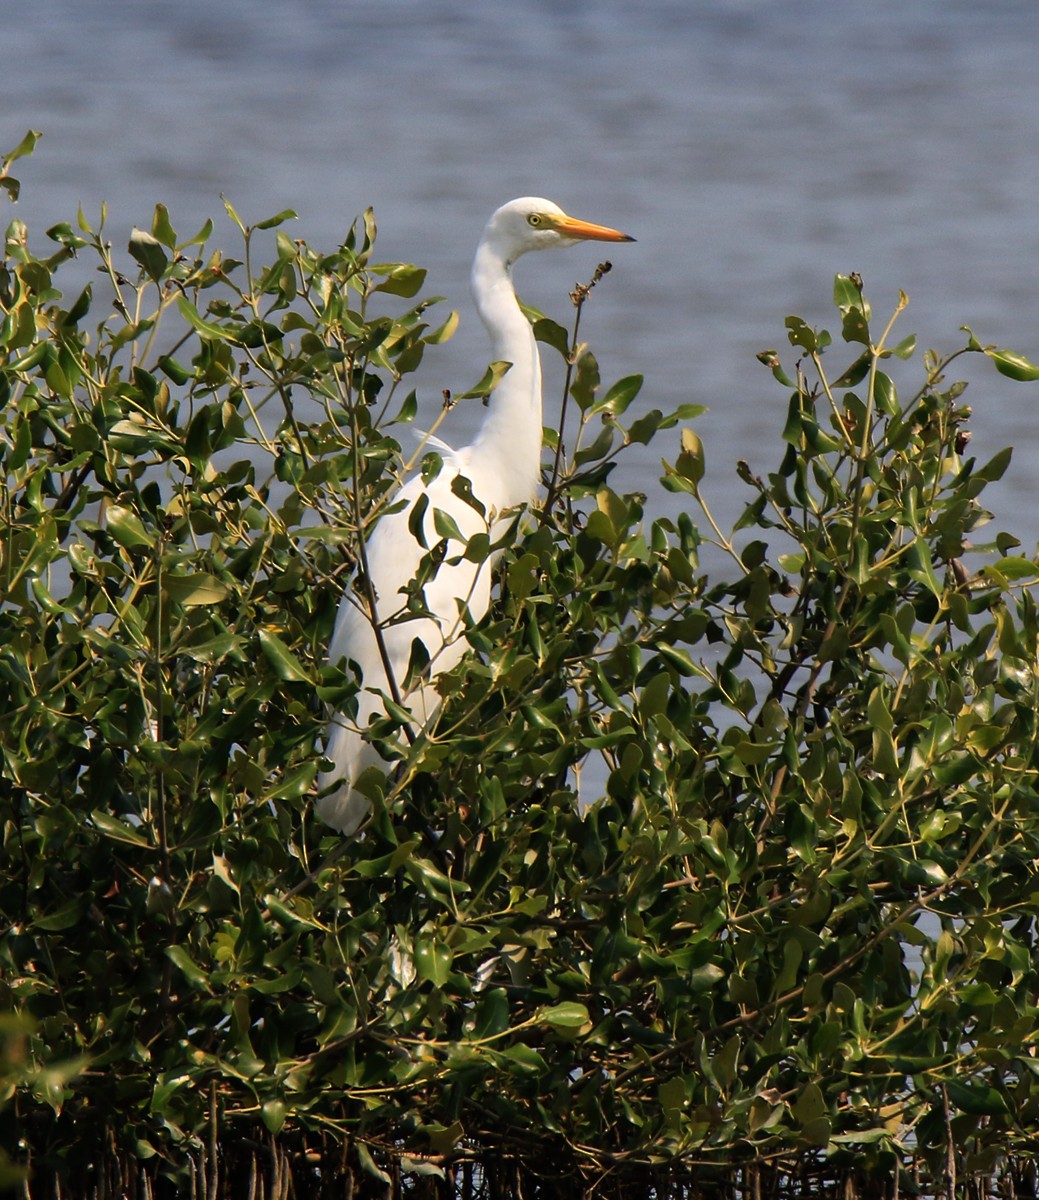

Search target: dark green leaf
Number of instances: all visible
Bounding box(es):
[128,228,168,282]
[258,628,312,682]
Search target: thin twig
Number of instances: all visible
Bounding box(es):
[208,1080,219,1200]
[542,260,613,517]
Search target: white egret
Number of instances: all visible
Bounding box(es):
[317,197,634,835]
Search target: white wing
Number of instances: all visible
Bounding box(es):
[317,455,497,833]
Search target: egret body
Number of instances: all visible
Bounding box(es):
[317,198,634,834]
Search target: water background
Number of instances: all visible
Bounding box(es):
[6,0,1039,544]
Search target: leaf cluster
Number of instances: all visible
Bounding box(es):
[4,131,1039,1196]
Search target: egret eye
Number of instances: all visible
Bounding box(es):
[527,213,544,228]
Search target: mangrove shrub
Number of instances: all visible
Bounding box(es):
[4,131,1039,1198]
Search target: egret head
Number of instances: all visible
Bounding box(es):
[484,197,635,262]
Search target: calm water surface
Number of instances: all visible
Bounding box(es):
[7,0,1039,539]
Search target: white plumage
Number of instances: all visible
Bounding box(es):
[317,197,634,834]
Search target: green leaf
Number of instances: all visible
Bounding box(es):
[873,371,898,415]
[800,1116,833,1147]
[163,572,230,606]
[945,1079,1009,1116]
[532,316,570,357]
[674,427,704,484]
[985,347,1039,381]
[183,216,214,247]
[590,373,643,416]
[261,1099,287,1134]
[905,860,949,888]
[538,1002,590,1030]
[570,350,601,411]
[5,128,40,164]
[176,294,232,341]
[151,203,177,249]
[400,1156,446,1179]
[832,273,864,313]
[165,945,211,991]
[626,408,665,445]
[222,196,247,233]
[371,264,427,297]
[61,284,93,327]
[254,208,298,231]
[473,989,510,1040]
[906,536,943,597]
[981,556,1038,585]
[179,631,238,664]
[128,228,168,282]
[258,628,312,682]
[432,506,466,544]
[34,898,88,932]
[975,445,1012,483]
[654,642,699,675]
[841,308,870,345]
[1,130,39,199]
[891,333,916,359]
[157,354,193,384]
[425,309,459,345]
[91,811,150,847]
[105,505,153,550]
[658,1076,686,1129]
[792,1081,827,1125]
[415,938,453,987]
[457,360,511,400]
[355,1143,391,1185]
[404,856,468,902]
[785,315,830,353]
[496,1043,549,1076]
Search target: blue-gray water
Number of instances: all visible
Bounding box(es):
[7,0,1039,540]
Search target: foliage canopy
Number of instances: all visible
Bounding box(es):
[4,132,1039,1198]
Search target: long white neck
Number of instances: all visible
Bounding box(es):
[468,239,543,511]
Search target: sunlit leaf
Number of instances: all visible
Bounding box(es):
[254,208,298,231]
[105,504,152,549]
[163,572,230,606]
[985,346,1039,381]
[128,227,168,282]
[151,203,177,250]
[371,263,427,297]
[538,1002,591,1031]
[91,811,150,847]
[165,945,211,991]
[590,373,642,416]
[457,359,511,400]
